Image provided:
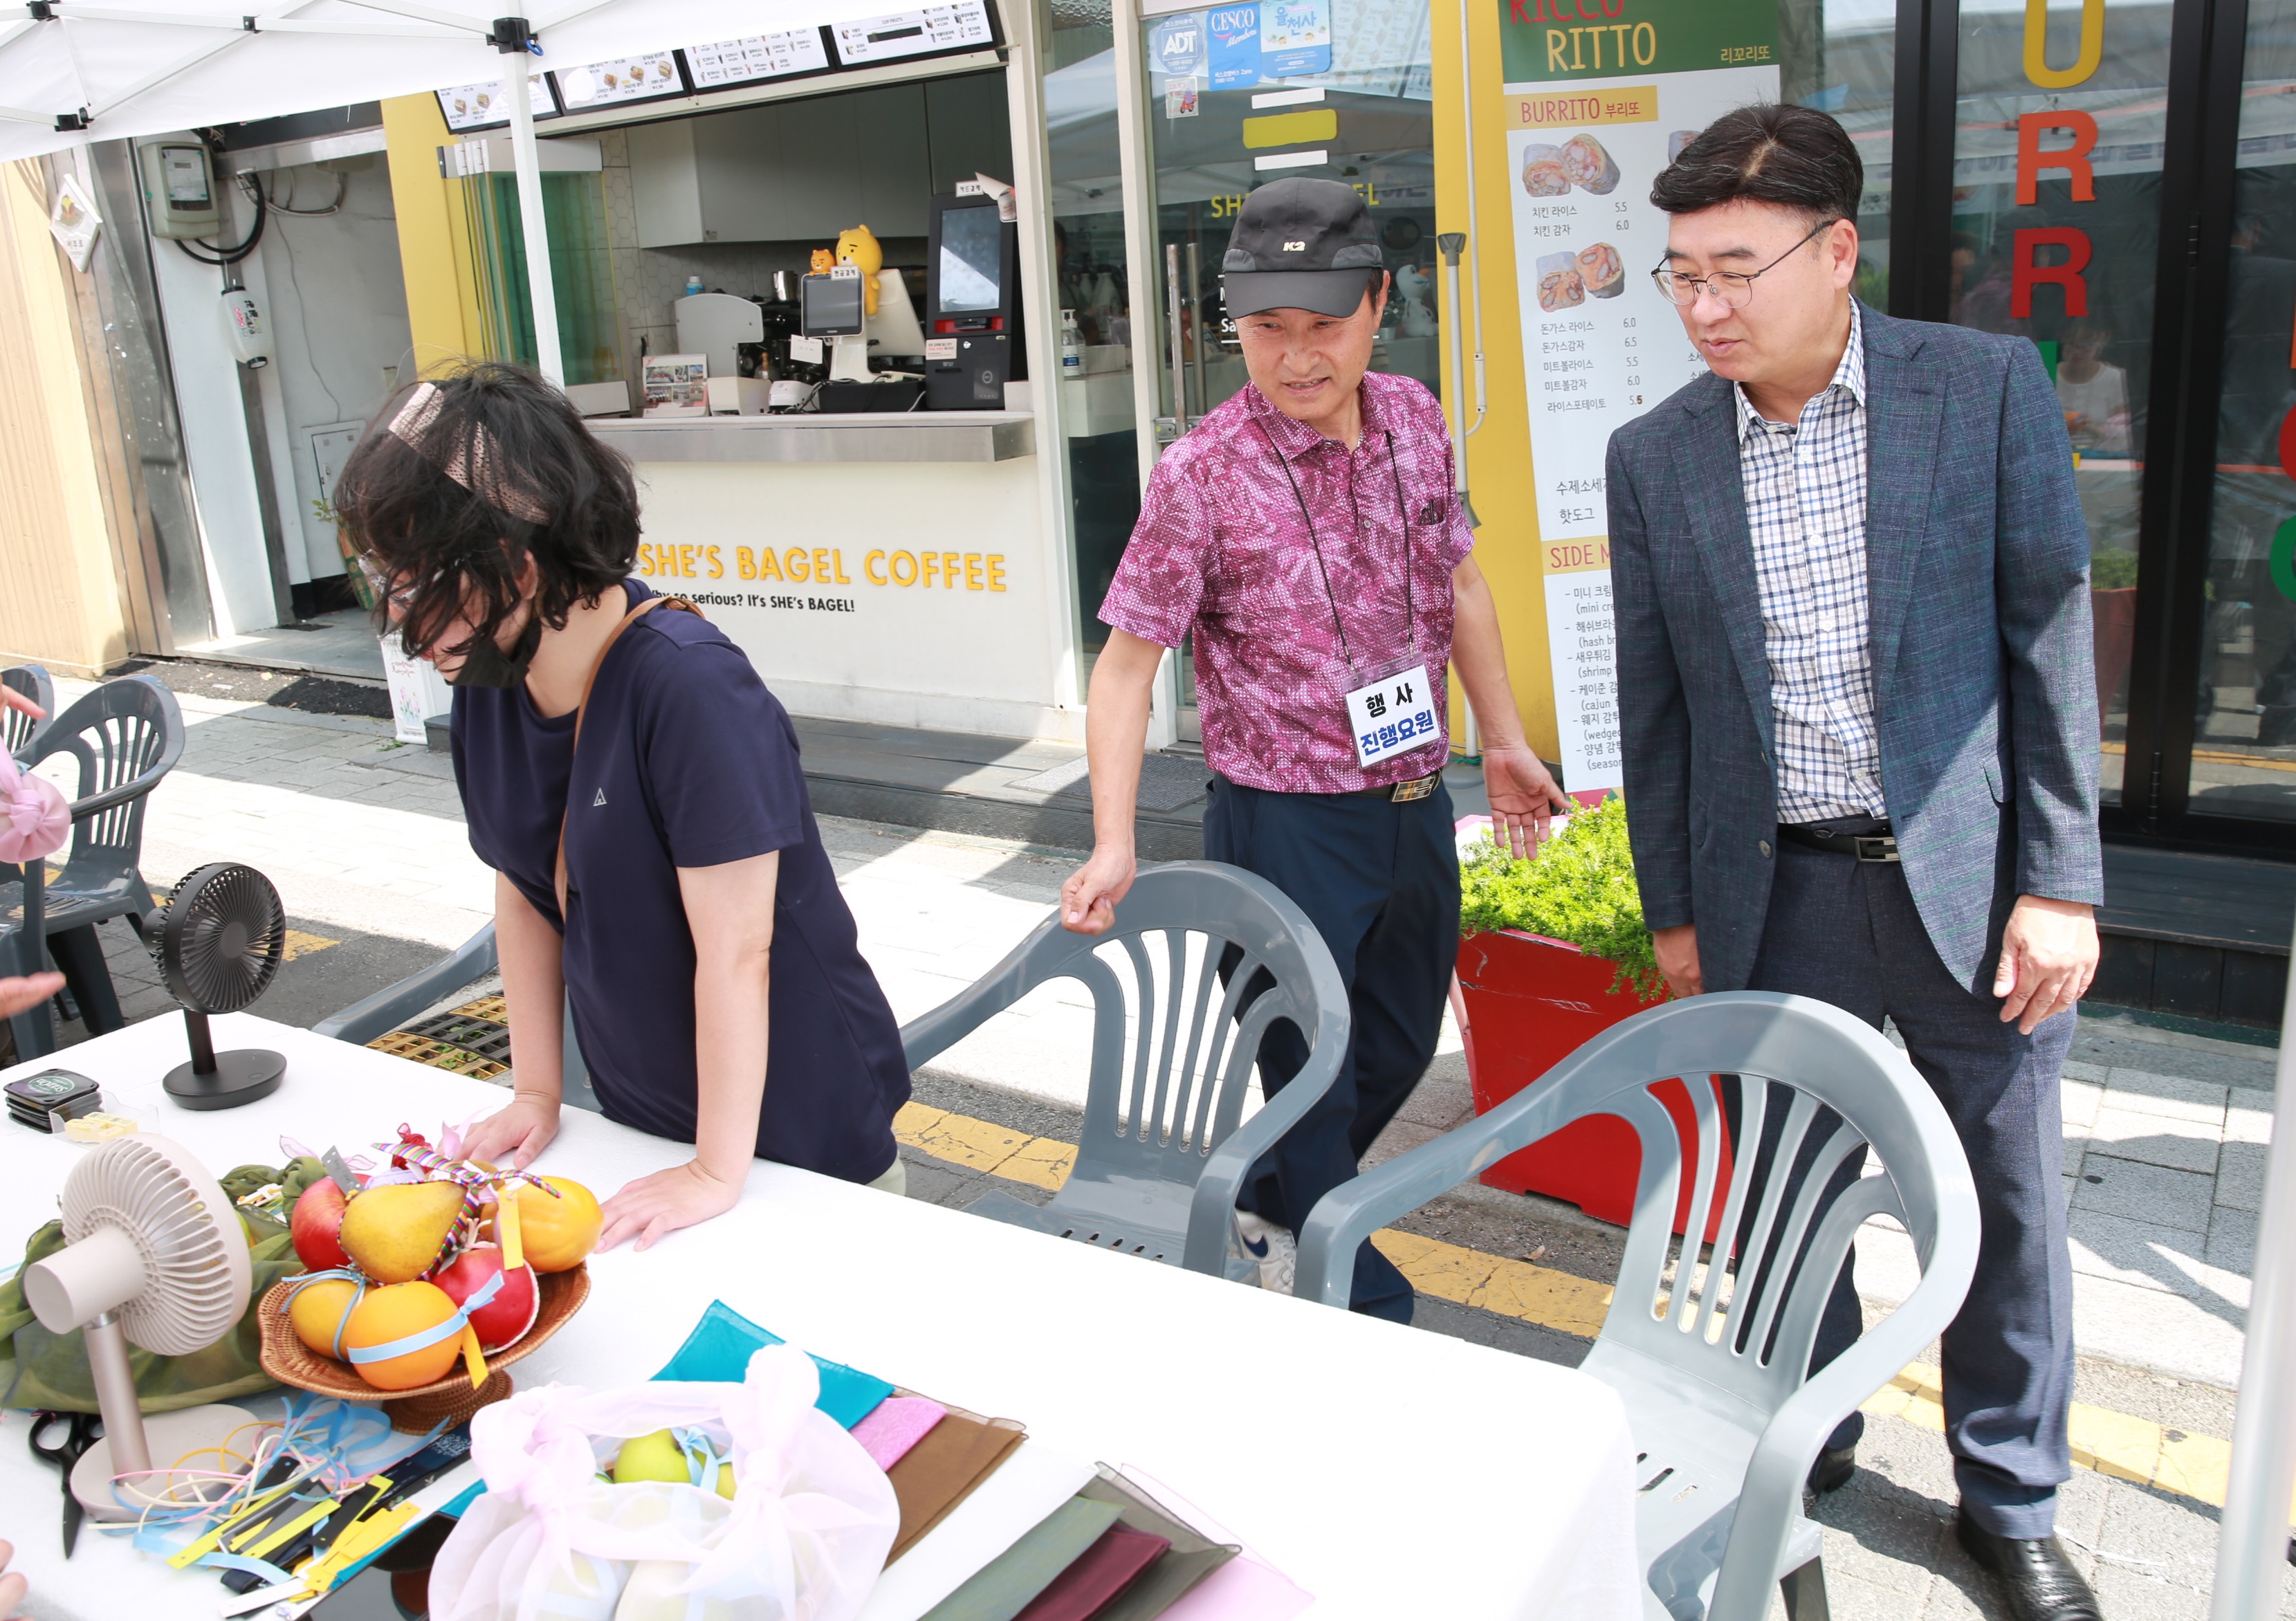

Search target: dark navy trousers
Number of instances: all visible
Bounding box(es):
[1747,834,2076,1540]
[1202,773,1460,1324]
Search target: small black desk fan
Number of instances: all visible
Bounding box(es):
[149,862,288,1110]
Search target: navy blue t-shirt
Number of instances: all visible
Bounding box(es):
[450,580,909,1182]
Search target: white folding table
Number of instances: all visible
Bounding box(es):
[0,1014,1640,1620]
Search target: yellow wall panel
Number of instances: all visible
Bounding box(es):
[1435,0,1558,761]
[382,93,484,375]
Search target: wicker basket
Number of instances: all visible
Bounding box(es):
[258,1264,590,1432]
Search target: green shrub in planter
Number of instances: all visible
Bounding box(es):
[1459,795,1664,1001]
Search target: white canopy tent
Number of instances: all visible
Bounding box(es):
[0,0,924,378]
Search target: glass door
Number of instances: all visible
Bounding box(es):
[1947,0,2169,814]
[2187,0,2296,824]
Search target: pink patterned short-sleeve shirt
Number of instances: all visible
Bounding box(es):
[1098,372,1475,794]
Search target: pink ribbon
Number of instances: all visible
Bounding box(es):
[0,751,67,866]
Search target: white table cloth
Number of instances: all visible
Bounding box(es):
[0,1015,1639,1620]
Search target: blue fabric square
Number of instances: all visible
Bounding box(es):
[651,1299,893,1429]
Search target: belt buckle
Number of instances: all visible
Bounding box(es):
[1855,834,1900,863]
[1390,773,1436,803]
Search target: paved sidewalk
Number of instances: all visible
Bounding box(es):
[29,669,2296,1617]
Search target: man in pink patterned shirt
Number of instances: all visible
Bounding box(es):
[1060,178,1568,1319]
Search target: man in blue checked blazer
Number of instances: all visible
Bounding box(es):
[1608,106,2105,1621]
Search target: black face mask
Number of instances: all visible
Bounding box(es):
[448,614,543,688]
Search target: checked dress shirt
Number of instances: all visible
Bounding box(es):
[1736,302,1886,825]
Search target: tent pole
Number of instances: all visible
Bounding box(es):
[2210,908,2296,1621]
[501,37,563,387]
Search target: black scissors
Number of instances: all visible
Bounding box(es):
[28,1410,100,1557]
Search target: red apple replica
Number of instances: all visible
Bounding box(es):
[291,1178,353,1272]
[433,1245,539,1355]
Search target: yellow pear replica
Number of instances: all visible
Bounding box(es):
[338,1181,466,1284]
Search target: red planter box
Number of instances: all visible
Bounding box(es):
[1455,929,1727,1235]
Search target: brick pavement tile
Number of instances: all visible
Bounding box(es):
[2080,1106,2222,1175]
[2224,1089,2274,1144]
[2216,1142,2267,1213]
[2206,1202,2257,1276]
[2061,1078,2102,1129]
[1819,1570,1935,1621]
[2061,1059,2109,1084]
[2071,1272,2248,1388]
[1812,1474,1950,1594]
[2101,1070,2229,1124]
[2072,1154,2216,1232]
[2066,1209,2207,1297]
[1396,1074,1475,1131]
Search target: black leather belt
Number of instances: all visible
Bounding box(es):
[1352,771,1440,803]
[1777,821,1900,861]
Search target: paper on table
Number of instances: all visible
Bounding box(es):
[1108,1465,1312,1621]
[857,1440,1095,1621]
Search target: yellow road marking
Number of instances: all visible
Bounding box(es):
[282,928,338,962]
[903,1103,2248,1511]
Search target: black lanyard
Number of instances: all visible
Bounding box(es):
[1256,421,1417,680]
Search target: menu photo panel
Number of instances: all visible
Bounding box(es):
[1498,0,1780,794]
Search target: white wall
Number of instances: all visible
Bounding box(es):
[148,151,278,639]
[625,457,1081,743]
[244,156,412,583]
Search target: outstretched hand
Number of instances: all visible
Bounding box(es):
[598,1159,744,1253]
[459,1092,560,1171]
[1482,744,1572,860]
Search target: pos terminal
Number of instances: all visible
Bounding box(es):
[925,191,1025,410]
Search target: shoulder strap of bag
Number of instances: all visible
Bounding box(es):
[554,594,706,917]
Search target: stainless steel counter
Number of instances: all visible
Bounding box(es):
[587,410,1035,464]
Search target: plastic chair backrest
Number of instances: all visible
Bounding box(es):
[3,665,53,759]
[1295,993,1978,1621]
[901,861,1349,1195]
[25,677,183,868]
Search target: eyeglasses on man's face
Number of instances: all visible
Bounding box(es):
[1649,217,1839,310]
[357,555,417,617]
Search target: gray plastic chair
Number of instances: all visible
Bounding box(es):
[1,852,50,1059]
[315,921,603,1111]
[1295,992,1979,1621]
[17,675,183,1036]
[901,861,1350,1278]
[4,664,53,760]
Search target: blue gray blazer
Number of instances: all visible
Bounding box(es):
[1604,302,2104,996]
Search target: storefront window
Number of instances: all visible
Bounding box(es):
[2194,0,2296,821]
[1137,0,1441,428]
[1044,0,1141,675]
[1951,0,2169,810]
[462,172,623,385]
[1779,0,1894,308]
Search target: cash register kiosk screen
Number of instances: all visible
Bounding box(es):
[937,204,1002,315]
[800,274,865,337]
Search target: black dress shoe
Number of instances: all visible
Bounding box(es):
[1807,1444,1855,1494]
[1956,1514,2102,1621]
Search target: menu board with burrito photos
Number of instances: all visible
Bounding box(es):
[1497,0,1779,794]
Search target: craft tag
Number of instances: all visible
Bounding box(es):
[321,1146,361,1196]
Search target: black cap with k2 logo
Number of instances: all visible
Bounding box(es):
[1221,176,1388,318]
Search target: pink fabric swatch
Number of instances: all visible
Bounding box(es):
[851,1395,946,1471]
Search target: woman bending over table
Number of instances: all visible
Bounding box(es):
[335,364,911,1249]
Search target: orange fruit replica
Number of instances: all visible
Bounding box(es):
[503,1178,602,1272]
[342,1282,463,1391]
[287,1277,364,1357]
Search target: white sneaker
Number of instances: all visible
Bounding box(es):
[1233,1210,1297,1294]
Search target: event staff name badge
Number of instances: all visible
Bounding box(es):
[1346,663,1438,769]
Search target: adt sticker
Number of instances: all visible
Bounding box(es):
[1206,3,1262,91]
[1148,13,1207,78]
[1262,0,1330,77]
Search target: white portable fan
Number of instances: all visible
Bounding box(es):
[21,1135,257,1519]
